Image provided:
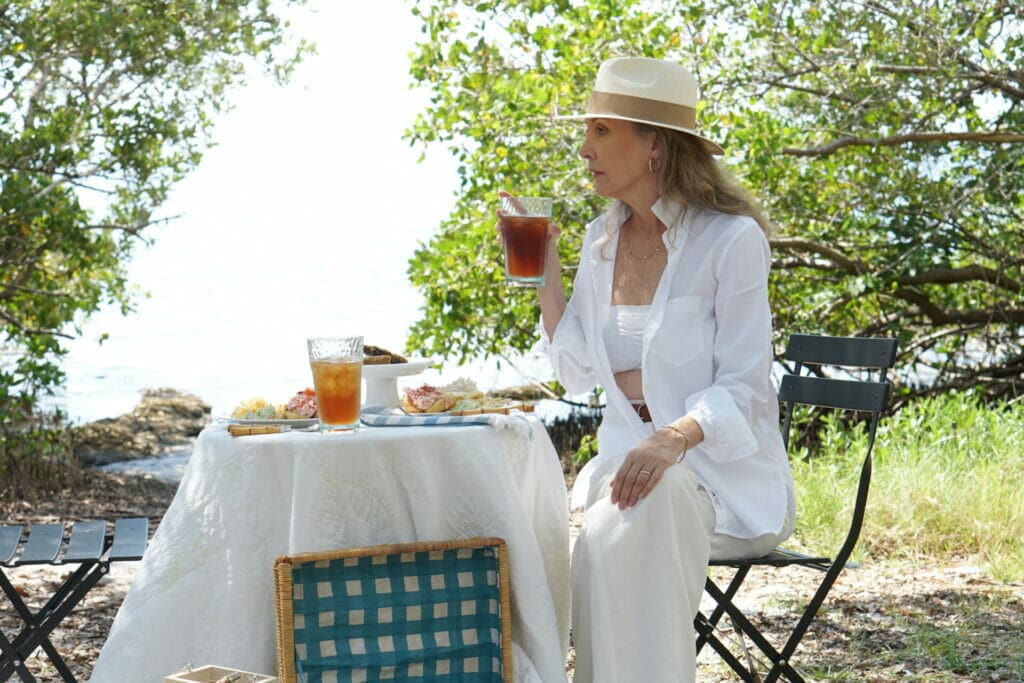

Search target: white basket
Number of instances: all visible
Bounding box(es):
[164,664,277,683]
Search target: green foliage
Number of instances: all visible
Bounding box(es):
[405,0,1023,399]
[573,432,598,467]
[0,0,310,484]
[0,387,80,499]
[789,392,1024,581]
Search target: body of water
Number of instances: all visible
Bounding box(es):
[40,1,567,426]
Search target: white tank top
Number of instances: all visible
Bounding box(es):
[603,305,650,374]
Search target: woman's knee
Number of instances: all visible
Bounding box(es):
[641,464,705,516]
[580,465,707,547]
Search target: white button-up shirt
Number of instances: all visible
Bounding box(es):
[540,196,794,538]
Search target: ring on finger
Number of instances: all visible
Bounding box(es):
[638,469,653,477]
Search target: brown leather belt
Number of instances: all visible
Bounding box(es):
[632,402,652,422]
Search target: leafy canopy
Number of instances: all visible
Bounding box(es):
[1,0,310,492]
[0,0,310,418]
[405,0,1023,401]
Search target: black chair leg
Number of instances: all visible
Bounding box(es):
[703,577,807,683]
[696,565,751,654]
[695,613,762,682]
[760,561,851,683]
[0,562,107,682]
[0,627,35,682]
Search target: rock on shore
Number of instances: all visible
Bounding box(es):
[72,388,211,466]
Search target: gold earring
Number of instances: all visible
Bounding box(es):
[649,157,661,174]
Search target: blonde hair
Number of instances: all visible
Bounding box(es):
[636,123,774,236]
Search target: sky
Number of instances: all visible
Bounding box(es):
[53,0,482,421]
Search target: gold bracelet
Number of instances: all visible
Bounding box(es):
[664,424,689,463]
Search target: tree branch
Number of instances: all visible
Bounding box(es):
[898,323,987,356]
[496,351,561,400]
[770,237,866,274]
[0,282,74,301]
[771,80,860,104]
[0,308,74,339]
[897,359,1024,406]
[776,257,842,272]
[783,130,1024,156]
[892,287,1024,324]
[865,63,1024,98]
[84,223,143,237]
[858,310,909,337]
[957,55,1024,100]
[861,0,1024,100]
[896,264,1022,294]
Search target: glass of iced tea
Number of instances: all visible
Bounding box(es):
[500,195,552,287]
[307,336,363,432]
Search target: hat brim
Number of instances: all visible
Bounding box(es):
[555,112,724,156]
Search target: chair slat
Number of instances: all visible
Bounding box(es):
[757,548,831,567]
[19,524,65,565]
[63,521,108,563]
[710,549,831,568]
[780,375,891,413]
[785,334,898,369]
[107,518,148,561]
[0,525,21,564]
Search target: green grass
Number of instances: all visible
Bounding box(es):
[788,393,1024,582]
[810,588,1024,681]
[698,569,1024,682]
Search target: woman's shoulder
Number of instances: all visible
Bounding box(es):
[688,205,761,240]
[694,206,760,234]
[688,206,762,245]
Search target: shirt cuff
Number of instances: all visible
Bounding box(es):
[684,386,759,463]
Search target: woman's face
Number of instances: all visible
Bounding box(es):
[579,118,658,202]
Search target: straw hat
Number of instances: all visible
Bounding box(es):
[558,56,724,155]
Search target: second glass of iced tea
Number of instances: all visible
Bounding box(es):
[500,195,552,287]
[307,336,363,432]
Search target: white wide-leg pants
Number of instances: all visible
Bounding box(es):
[571,462,791,683]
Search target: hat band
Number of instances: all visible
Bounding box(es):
[585,91,697,130]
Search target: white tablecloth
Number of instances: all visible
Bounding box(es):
[92,417,570,682]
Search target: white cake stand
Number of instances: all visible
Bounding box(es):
[362,359,435,408]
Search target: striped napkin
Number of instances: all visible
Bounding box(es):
[360,405,535,441]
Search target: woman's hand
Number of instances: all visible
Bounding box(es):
[609,428,687,510]
[541,221,562,283]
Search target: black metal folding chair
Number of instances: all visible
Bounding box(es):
[695,334,898,682]
[0,518,148,682]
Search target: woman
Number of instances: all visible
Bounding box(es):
[536,57,795,681]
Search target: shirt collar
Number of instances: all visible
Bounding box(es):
[608,200,631,228]
[654,195,689,251]
[593,195,690,259]
[608,196,686,230]
[652,195,687,228]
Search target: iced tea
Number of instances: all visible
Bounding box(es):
[310,359,362,430]
[502,215,549,283]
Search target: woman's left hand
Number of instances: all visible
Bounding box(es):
[610,430,685,510]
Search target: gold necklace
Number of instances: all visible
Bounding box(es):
[624,229,664,262]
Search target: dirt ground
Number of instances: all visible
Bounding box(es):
[2,470,1022,682]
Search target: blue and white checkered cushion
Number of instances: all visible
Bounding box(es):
[288,545,504,682]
